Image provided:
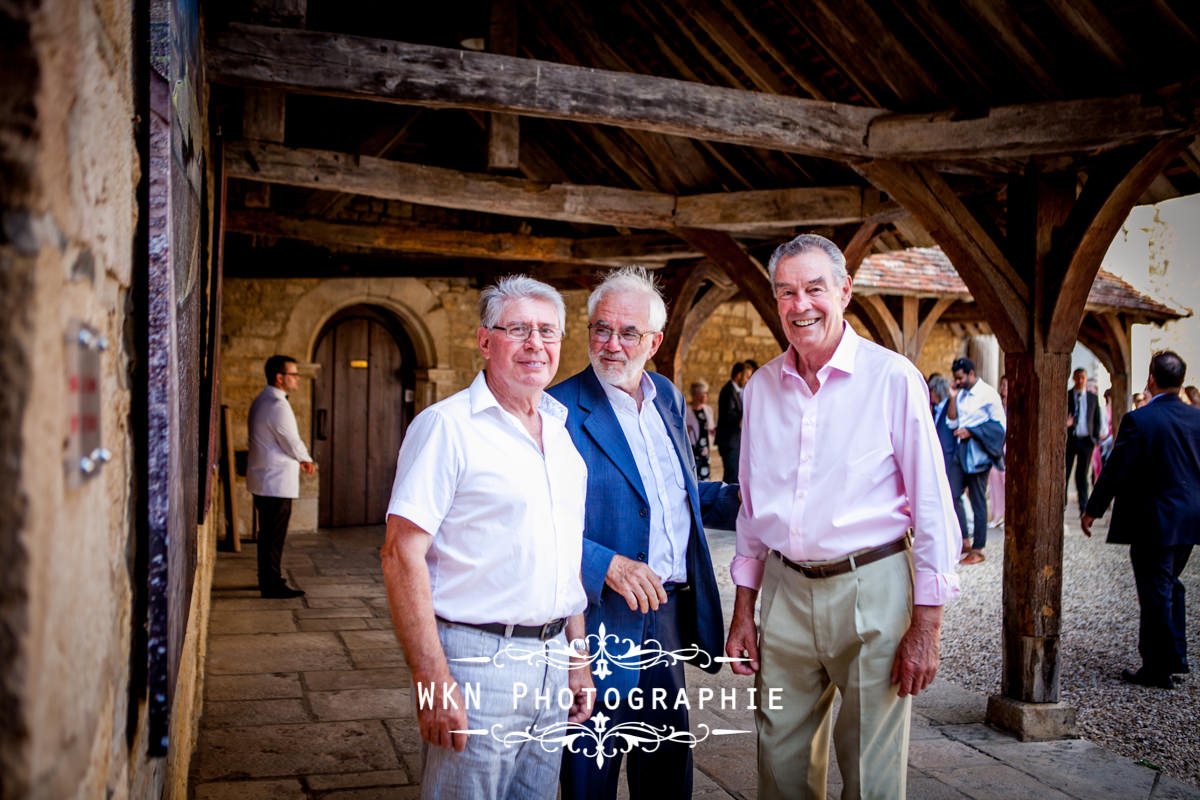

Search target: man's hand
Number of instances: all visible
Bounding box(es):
[891,605,942,697]
[953,427,972,440]
[1067,414,1076,429]
[300,461,316,475]
[568,657,596,724]
[414,674,469,752]
[605,554,667,613]
[1081,514,1095,537]
[724,586,760,675]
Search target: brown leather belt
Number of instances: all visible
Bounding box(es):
[437,616,566,640]
[775,537,910,579]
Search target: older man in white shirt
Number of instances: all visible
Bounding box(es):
[247,355,316,599]
[382,275,593,800]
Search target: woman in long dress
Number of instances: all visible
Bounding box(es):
[684,380,716,480]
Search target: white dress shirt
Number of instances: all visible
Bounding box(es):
[247,385,312,499]
[599,374,692,583]
[1072,390,1090,438]
[948,378,1006,431]
[732,324,961,606]
[386,371,588,627]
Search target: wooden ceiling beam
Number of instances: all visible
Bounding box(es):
[676,187,897,230]
[208,24,1200,162]
[227,140,897,231]
[224,210,617,265]
[486,0,521,172]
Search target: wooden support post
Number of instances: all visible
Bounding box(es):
[242,88,285,208]
[487,0,520,171]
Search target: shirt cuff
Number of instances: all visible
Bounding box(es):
[914,571,961,606]
[730,555,766,590]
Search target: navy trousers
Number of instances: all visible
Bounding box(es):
[1130,541,1193,676]
[560,595,692,800]
[948,459,990,550]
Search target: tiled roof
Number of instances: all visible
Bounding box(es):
[855,247,1190,320]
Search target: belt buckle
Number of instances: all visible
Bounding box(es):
[503,623,516,638]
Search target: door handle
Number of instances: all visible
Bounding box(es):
[316,409,328,440]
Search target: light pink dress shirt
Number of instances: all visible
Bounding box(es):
[731,324,961,606]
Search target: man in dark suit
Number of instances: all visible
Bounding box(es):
[715,361,749,483]
[1066,367,1102,515]
[549,266,739,800]
[1082,350,1200,690]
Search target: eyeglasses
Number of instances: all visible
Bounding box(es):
[280,371,300,377]
[588,324,656,347]
[490,324,563,343]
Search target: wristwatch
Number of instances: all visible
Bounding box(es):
[569,637,590,656]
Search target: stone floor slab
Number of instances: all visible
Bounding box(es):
[906,737,998,771]
[303,584,384,599]
[208,632,352,675]
[304,668,410,692]
[320,788,420,800]
[905,773,972,799]
[306,769,413,790]
[923,763,1078,800]
[202,698,311,729]
[350,649,407,669]
[194,778,307,800]
[209,609,299,635]
[206,672,302,702]
[192,720,399,780]
[296,606,372,619]
[340,630,400,650]
[963,737,1168,799]
[299,617,369,632]
[305,598,369,609]
[213,596,305,612]
[308,688,411,721]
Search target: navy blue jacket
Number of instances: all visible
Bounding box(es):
[548,367,740,694]
[933,400,956,459]
[1085,393,1200,547]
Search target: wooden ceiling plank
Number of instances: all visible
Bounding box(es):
[958,0,1065,96]
[710,0,828,100]
[1043,0,1135,73]
[571,235,700,263]
[207,23,882,159]
[772,3,888,107]
[687,0,790,95]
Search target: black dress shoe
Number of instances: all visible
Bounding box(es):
[261,585,305,599]
[1171,660,1190,675]
[1120,668,1174,689]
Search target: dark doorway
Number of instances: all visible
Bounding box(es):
[312,305,416,527]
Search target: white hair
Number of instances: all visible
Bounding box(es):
[478,275,566,330]
[587,265,667,331]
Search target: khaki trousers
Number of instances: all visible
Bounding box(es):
[755,548,913,800]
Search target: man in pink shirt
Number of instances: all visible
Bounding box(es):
[724,234,961,800]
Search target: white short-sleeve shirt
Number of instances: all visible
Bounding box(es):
[386,371,588,626]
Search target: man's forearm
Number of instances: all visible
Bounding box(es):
[381,524,451,683]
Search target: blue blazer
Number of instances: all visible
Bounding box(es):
[933,401,956,458]
[1085,392,1200,547]
[548,367,740,694]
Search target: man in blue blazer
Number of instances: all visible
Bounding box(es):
[1083,351,1200,690]
[549,266,739,800]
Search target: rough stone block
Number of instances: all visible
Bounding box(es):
[206,672,302,702]
[308,688,411,721]
[192,721,400,780]
[986,695,1077,741]
[208,632,352,674]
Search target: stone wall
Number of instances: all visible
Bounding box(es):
[219,277,594,536]
[0,0,199,797]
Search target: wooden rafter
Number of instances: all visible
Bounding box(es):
[857,159,1029,351]
[1046,137,1192,350]
[675,187,896,231]
[673,227,786,348]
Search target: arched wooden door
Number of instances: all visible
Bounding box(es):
[312,306,416,527]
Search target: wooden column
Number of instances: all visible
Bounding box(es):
[859,136,1188,737]
[487,0,520,171]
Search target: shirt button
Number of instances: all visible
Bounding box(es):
[638,508,647,518]
[637,552,647,561]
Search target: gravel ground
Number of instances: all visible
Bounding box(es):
[941,511,1200,786]
[706,505,1200,787]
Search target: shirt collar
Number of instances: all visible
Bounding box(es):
[266,385,287,400]
[469,370,568,423]
[600,371,655,412]
[780,321,857,384]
